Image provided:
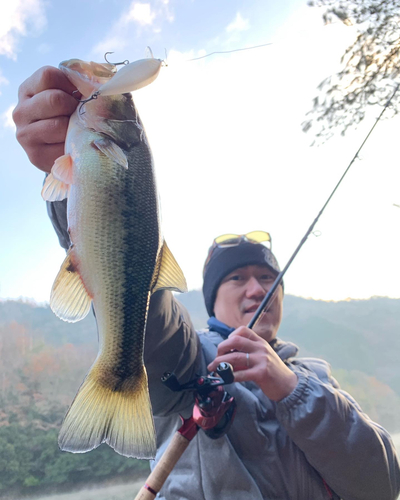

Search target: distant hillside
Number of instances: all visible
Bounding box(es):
[0,294,399,496]
[0,299,98,346]
[1,294,400,432]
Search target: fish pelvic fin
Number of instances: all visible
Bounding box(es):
[59,364,156,459]
[50,248,92,323]
[41,155,73,201]
[152,241,188,294]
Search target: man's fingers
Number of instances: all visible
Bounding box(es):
[13,65,79,173]
[223,337,250,355]
[25,143,65,172]
[215,335,258,358]
[17,115,71,147]
[233,368,258,384]
[14,89,78,125]
[208,351,251,373]
[229,326,259,341]
[18,66,78,100]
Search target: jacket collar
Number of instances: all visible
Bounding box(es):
[207,316,299,362]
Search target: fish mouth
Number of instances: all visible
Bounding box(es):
[59,59,117,98]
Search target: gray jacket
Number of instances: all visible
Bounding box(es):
[48,200,400,500]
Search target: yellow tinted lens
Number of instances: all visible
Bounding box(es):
[214,234,241,246]
[245,231,271,245]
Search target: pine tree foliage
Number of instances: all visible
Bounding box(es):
[303,0,400,141]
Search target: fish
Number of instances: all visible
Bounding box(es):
[41,57,187,459]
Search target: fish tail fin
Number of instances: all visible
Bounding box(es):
[58,364,156,459]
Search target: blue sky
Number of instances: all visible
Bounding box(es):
[1,0,400,302]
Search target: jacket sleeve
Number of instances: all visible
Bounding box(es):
[144,290,202,416]
[276,359,400,500]
[46,199,202,417]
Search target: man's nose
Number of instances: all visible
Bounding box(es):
[245,277,266,298]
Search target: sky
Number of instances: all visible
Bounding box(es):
[0,0,399,303]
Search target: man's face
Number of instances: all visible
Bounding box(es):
[213,264,283,342]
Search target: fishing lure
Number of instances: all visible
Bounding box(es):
[79,57,163,109]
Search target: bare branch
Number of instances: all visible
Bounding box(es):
[305,0,400,142]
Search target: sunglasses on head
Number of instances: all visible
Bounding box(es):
[204,231,272,272]
[214,231,272,248]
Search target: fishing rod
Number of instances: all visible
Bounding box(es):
[248,82,400,330]
[135,82,399,500]
[134,363,236,499]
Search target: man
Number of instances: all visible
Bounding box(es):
[13,66,400,500]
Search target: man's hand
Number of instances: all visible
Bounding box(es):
[13,66,80,172]
[207,326,298,402]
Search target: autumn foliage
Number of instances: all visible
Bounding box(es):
[0,304,148,495]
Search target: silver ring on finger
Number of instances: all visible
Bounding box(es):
[246,352,250,368]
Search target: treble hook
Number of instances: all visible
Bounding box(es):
[77,91,100,114]
[104,52,129,66]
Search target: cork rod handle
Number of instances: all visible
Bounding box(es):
[134,432,191,500]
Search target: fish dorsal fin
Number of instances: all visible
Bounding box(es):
[50,248,92,322]
[41,154,73,201]
[153,241,188,293]
[42,172,70,201]
[93,138,128,169]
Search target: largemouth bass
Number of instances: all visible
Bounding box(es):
[42,58,187,459]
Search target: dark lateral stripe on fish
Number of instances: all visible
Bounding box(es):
[112,127,159,385]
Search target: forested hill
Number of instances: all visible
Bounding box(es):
[0,295,399,496]
[1,294,400,400]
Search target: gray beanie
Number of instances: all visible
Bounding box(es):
[202,241,282,317]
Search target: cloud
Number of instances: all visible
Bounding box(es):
[1,104,16,130]
[226,12,249,33]
[126,3,156,26]
[92,0,173,58]
[0,0,47,60]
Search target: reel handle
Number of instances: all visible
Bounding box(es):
[216,362,234,384]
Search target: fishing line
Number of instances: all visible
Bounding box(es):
[186,42,274,61]
[184,19,346,63]
[248,81,400,330]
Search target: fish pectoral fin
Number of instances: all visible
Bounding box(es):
[93,138,128,169]
[102,119,142,150]
[41,155,74,201]
[50,248,92,322]
[41,172,70,201]
[59,365,156,459]
[52,154,74,183]
[152,241,188,294]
